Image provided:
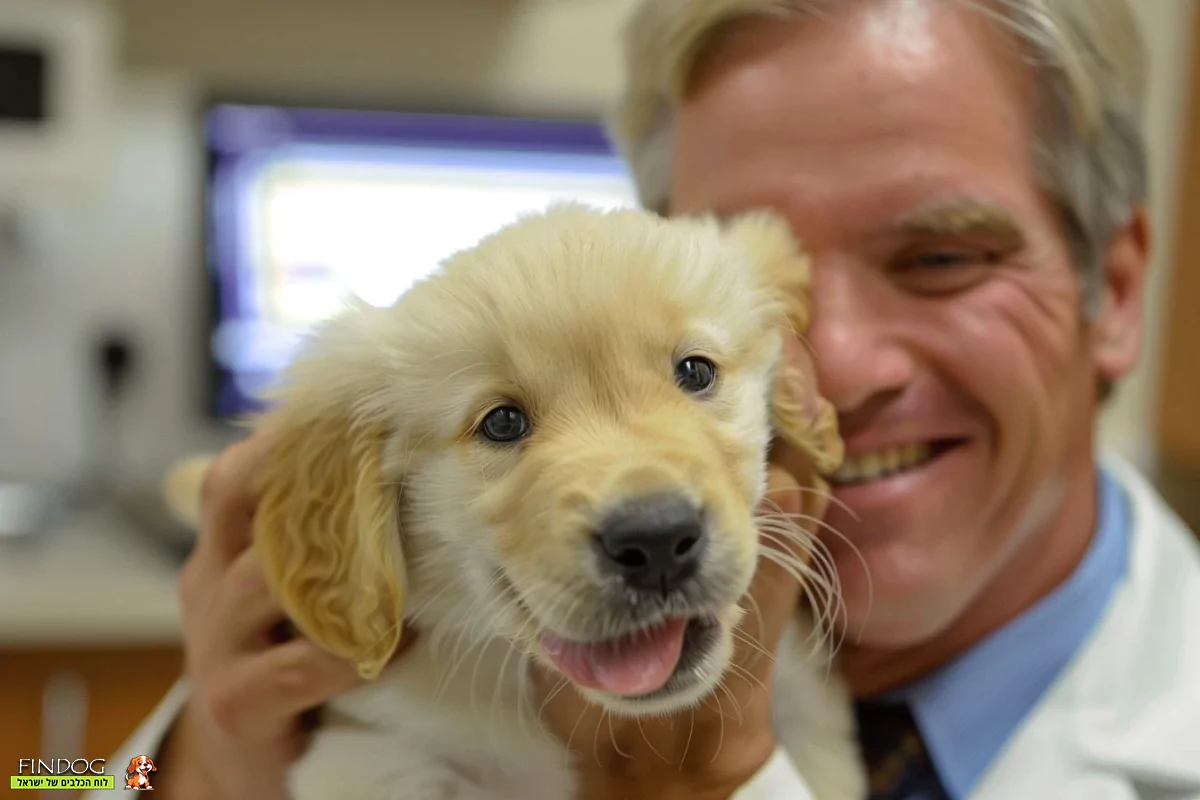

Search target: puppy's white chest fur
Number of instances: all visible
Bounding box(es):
[289,635,575,800]
[288,615,863,800]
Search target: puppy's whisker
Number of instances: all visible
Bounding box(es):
[756,519,852,656]
[489,639,520,746]
[742,593,767,645]
[467,602,522,718]
[536,674,573,723]
[432,578,498,666]
[758,505,874,617]
[592,709,608,770]
[635,717,671,764]
[795,329,818,360]
[734,597,775,675]
[564,705,592,771]
[607,711,631,760]
[439,597,518,703]
[758,539,838,624]
[708,686,728,764]
[434,617,482,687]
[731,626,774,666]
[754,515,845,610]
[791,485,861,522]
[756,526,835,598]
[756,502,851,546]
[458,573,516,647]
[354,616,405,669]
[726,661,767,693]
[405,576,460,628]
[435,636,488,704]
[679,709,697,771]
[715,677,745,725]
[756,537,839,651]
[757,538,842,656]
[515,655,533,741]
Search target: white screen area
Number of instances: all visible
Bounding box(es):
[211,143,640,389]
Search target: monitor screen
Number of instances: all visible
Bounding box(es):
[202,102,640,420]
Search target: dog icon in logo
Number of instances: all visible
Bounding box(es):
[124,755,156,790]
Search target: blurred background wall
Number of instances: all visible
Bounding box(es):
[3,0,648,492]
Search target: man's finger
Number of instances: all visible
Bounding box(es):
[198,434,271,570]
[214,546,287,652]
[205,638,363,738]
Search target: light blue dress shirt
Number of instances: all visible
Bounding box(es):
[892,467,1132,799]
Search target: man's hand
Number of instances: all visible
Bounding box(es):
[156,434,413,799]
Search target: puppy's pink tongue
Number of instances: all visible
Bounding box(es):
[542,618,687,696]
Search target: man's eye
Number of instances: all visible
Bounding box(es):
[890,247,999,295]
[908,250,979,269]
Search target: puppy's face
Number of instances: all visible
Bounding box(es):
[252,205,840,717]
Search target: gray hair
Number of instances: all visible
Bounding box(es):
[608,0,1149,313]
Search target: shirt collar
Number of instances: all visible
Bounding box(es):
[893,467,1132,799]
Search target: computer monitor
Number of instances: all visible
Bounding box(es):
[202,102,640,420]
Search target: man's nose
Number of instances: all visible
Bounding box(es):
[807,260,915,413]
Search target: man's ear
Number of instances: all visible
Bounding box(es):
[253,308,408,681]
[722,210,844,476]
[1091,206,1152,389]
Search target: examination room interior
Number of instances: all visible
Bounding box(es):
[1,0,1198,790]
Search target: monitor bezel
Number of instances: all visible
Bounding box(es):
[195,92,631,424]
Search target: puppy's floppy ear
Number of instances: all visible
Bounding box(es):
[723,210,844,476]
[252,306,408,681]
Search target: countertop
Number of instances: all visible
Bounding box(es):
[0,505,186,647]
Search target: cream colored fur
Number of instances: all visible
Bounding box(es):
[166,204,865,799]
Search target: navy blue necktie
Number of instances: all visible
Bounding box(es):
[855,701,951,800]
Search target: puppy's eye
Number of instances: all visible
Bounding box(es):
[675,356,717,394]
[479,406,530,443]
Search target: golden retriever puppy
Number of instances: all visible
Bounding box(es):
[171,203,865,799]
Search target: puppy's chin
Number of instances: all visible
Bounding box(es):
[535,606,744,718]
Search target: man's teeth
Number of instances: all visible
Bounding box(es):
[829,443,934,484]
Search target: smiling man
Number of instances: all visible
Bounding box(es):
[657,1,1135,689]
[606,0,1200,797]
[95,1,1200,799]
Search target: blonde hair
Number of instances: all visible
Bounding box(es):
[609,0,1148,312]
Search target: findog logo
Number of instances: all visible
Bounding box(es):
[11,758,114,791]
[124,755,157,791]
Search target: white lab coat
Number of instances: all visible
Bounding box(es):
[968,455,1200,800]
[88,455,1200,799]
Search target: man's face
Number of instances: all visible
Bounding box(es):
[670,1,1147,648]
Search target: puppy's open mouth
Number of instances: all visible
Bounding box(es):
[540,616,718,698]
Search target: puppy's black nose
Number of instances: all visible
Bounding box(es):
[594,493,706,595]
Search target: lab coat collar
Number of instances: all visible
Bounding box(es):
[973,453,1200,797]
